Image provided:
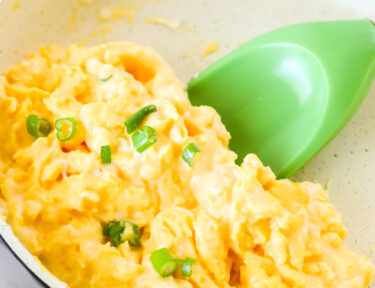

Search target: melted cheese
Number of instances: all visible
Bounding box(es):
[98,2,142,24]
[13,2,21,11]
[146,17,182,30]
[0,42,374,288]
[200,41,219,57]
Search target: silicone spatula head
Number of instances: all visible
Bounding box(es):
[188,19,375,179]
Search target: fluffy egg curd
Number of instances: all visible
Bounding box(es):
[0,42,374,288]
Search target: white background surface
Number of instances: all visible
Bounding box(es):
[0,0,374,287]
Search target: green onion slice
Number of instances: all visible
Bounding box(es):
[150,248,177,278]
[180,257,196,277]
[26,115,51,138]
[108,222,124,247]
[101,145,112,164]
[100,75,113,82]
[182,143,201,166]
[102,221,115,237]
[103,221,141,247]
[132,126,157,153]
[122,221,141,246]
[55,118,77,141]
[125,105,157,134]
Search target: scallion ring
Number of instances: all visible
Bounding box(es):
[150,248,177,278]
[55,118,77,141]
[132,126,157,153]
[182,143,201,167]
[125,105,157,134]
[103,221,141,247]
[180,257,196,277]
[100,75,113,82]
[26,115,51,138]
[101,145,112,164]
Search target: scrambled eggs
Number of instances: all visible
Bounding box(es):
[0,42,374,288]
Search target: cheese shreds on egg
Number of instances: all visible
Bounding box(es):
[0,42,374,288]
[200,41,219,57]
[146,17,182,30]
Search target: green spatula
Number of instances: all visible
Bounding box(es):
[187,19,375,179]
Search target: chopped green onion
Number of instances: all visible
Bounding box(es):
[175,259,185,265]
[125,105,157,134]
[132,126,157,153]
[182,143,201,166]
[101,145,112,164]
[180,257,196,277]
[175,257,196,277]
[150,248,177,278]
[122,221,141,246]
[55,118,77,141]
[100,75,113,82]
[102,221,115,236]
[103,221,141,247]
[26,115,51,138]
[108,222,124,247]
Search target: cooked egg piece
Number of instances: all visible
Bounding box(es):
[0,42,373,288]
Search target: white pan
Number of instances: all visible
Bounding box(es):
[0,0,374,287]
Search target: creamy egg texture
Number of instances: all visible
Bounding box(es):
[0,43,374,288]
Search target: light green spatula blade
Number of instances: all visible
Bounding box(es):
[188,19,375,179]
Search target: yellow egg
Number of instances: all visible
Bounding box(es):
[0,42,373,288]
